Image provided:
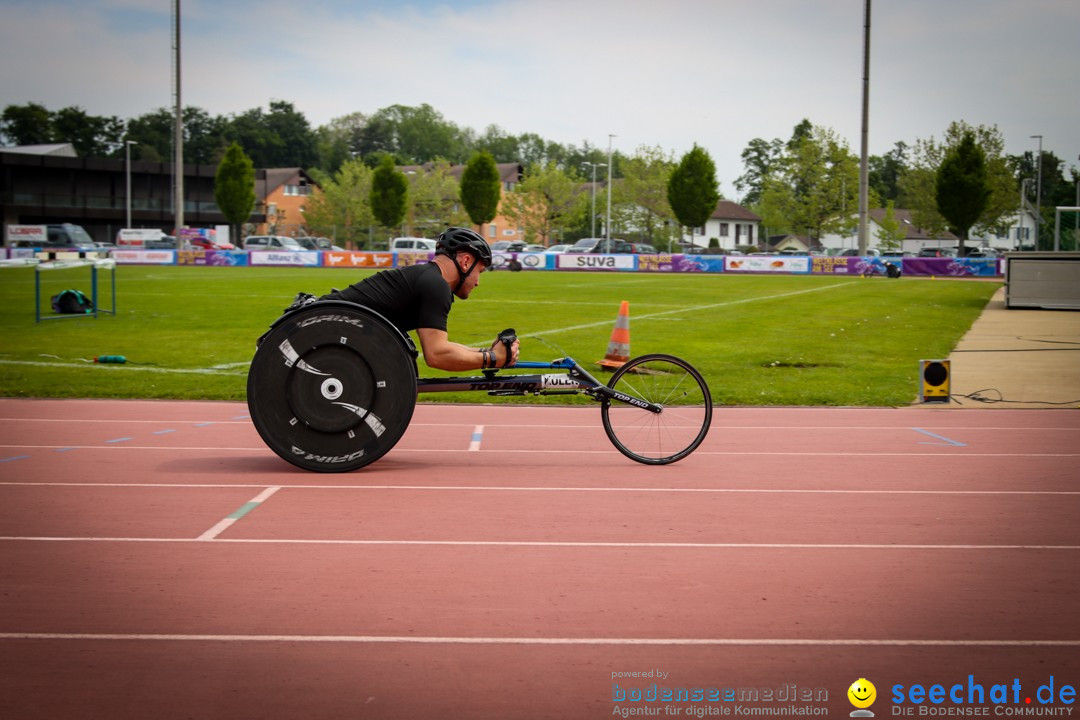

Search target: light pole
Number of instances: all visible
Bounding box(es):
[1031,134,1042,249]
[856,0,871,255]
[582,162,606,239]
[125,140,135,229]
[606,134,616,244]
[1019,178,1031,251]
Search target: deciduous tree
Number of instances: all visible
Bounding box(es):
[667,145,720,243]
[304,159,376,248]
[460,151,502,231]
[370,155,409,234]
[214,142,256,245]
[935,130,990,255]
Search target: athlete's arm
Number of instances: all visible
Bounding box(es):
[416,328,487,371]
[416,328,520,371]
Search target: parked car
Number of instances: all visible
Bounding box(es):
[297,236,344,251]
[964,247,1000,258]
[628,243,657,254]
[917,247,955,258]
[838,248,881,257]
[881,251,915,258]
[565,238,605,253]
[523,244,547,253]
[243,235,303,251]
[145,235,178,250]
[491,240,527,253]
[7,223,96,249]
[566,238,634,254]
[545,244,570,253]
[190,237,237,250]
[390,237,436,251]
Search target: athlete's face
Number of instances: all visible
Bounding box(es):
[453,253,487,299]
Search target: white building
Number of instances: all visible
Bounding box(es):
[819,208,958,254]
[968,206,1040,251]
[679,200,762,251]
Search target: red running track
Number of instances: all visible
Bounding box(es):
[0,398,1078,719]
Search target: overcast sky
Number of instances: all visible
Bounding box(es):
[2,0,1078,198]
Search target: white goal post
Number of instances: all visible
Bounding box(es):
[1054,206,1080,252]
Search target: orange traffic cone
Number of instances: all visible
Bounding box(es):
[596,301,631,370]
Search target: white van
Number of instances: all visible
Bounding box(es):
[391,237,436,251]
[116,229,168,248]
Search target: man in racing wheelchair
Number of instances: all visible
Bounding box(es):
[320,227,520,372]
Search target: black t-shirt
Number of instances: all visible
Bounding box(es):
[321,262,452,333]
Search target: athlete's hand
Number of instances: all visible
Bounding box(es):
[491,332,519,368]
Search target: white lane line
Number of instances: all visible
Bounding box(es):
[0,418,251,424]
[0,633,1076,647]
[530,281,859,336]
[196,487,281,541]
[1,445,1077,458]
[2,419,1076,432]
[2,482,1079,496]
[0,360,245,375]
[1,537,1077,550]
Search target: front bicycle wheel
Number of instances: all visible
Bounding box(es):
[600,353,712,465]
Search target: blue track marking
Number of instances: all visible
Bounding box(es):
[0,455,30,463]
[913,428,968,447]
[105,437,133,444]
[153,429,176,435]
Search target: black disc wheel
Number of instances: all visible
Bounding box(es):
[600,353,712,465]
[247,305,417,472]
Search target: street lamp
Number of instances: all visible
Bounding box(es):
[606,134,616,244]
[1031,135,1042,249]
[582,162,606,239]
[125,140,136,229]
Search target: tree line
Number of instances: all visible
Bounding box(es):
[737,118,1078,251]
[2,100,1075,250]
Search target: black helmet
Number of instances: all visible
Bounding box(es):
[436,227,492,266]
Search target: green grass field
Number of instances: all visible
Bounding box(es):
[0,264,999,406]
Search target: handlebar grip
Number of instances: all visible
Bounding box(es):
[497,328,517,368]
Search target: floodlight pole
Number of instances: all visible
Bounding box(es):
[582,162,606,239]
[1031,134,1042,250]
[606,134,615,243]
[125,140,135,229]
[173,0,184,233]
[856,0,871,255]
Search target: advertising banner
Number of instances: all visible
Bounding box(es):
[811,256,856,274]
[903,258,999,277]
[177,250,207,266]
[515,252,553,270]
[557,254,637,271]
[322,251,394,269]
[636,254,681,272]
[177,250,250,266]
[112,250,176,265]
[394,251,434,267]
[672,255,727,273]
[726,255,811,273]
[491,252,552,270]
[248,251,320,267]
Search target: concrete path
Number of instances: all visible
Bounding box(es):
[947,287,1080,409]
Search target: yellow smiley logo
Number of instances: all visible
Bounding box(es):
[848,678,877,709]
